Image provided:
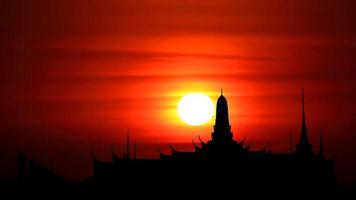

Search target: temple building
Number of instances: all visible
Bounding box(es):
[157,90,266,161]
[91,90,336,191]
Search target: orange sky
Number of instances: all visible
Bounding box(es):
[0,0,356,185]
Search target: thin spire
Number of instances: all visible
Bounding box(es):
[126,130,130,159]
[221,88,223,96]
[302,88,305,113]
[301,88,306,138]
[300,88,309,145]
[290,132,293,154]
[297,88,312,155]
[319,129,324,159]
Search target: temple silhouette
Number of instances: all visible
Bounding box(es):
[10,89,342,197]
[88,89,336,194]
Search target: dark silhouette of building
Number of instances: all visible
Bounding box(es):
[90,89,336,195]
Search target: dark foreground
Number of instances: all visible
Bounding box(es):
[1,162,355,199]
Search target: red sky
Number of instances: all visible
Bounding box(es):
[0,0,356,185]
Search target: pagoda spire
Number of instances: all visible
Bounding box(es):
[212,89,233,143]
[297,89,312,156]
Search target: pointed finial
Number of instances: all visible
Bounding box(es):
[198,135,205,145]
[221,88,223,96]
[302,88,305,111]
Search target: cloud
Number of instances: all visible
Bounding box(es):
[1,0,355,41]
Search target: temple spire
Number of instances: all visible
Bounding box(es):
[221,88,223,96]
[297,88,312,156]
[212,90,233,143]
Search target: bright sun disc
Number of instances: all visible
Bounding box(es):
[178,93,214,126]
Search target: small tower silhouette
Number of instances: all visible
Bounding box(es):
[296,89,313,156]
[123,131,130,160]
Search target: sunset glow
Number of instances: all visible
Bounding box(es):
[0,0,355,186]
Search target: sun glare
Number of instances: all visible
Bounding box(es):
[177,93,214,126]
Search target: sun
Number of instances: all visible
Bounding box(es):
[177,93,214,126]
